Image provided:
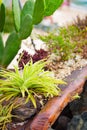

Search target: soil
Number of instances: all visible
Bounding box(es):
[46,45,87,79]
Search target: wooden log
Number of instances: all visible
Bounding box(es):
[30,66,87,130]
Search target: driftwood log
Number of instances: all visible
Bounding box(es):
[10,65,87,130]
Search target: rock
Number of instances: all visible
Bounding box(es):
[12,98,42,122]
[67,112,87,130]
[67,115,83,130]
[69,81,87,115]
[52,104,72,130]
[81,122,87,130]
[75,55,82,62]
[65,59,75,67]
[81,112,87,122]
[55,116,70,130]
[49,53,61,62]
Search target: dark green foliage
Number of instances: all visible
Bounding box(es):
[0,33,4,62]
[19,14,33,40]
[1,32,21,67]
[33,0,44,24]
[44,0,63,16]
[21,0,34,24]
[12,0,21,32]
[0,3,5,32]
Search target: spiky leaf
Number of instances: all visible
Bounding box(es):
[0,60,65,107]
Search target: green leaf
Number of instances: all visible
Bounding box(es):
[0,33,4,63]
[0,3,5,32]
[2,32,21,67]
[33,0,45,24]
[19,14,33,40]
[12,0,21,32]
[21,0,35,24]
[21,0,45,25]
[29,93,36,108]
[44,0,63,16]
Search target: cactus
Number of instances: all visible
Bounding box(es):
[17,0,63,40]
[0,0,63,67]
[21,0,34,23]
[19,14,33,39]
[33,0,44,24]
[44,0,63,16]
[12,0,21,32]
[1,32,21,67]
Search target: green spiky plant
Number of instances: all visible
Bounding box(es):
[0,103,13,130]
[0,0,63,68]
[0,60,65,107]
[0,60,65,128]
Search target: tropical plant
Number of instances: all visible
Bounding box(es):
[0,60,65,108]
[0,0,63,68]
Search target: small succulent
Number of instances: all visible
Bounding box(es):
[18,49,48,69]
[18,50,32,69]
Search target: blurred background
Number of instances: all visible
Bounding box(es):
[2,0,87,32]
